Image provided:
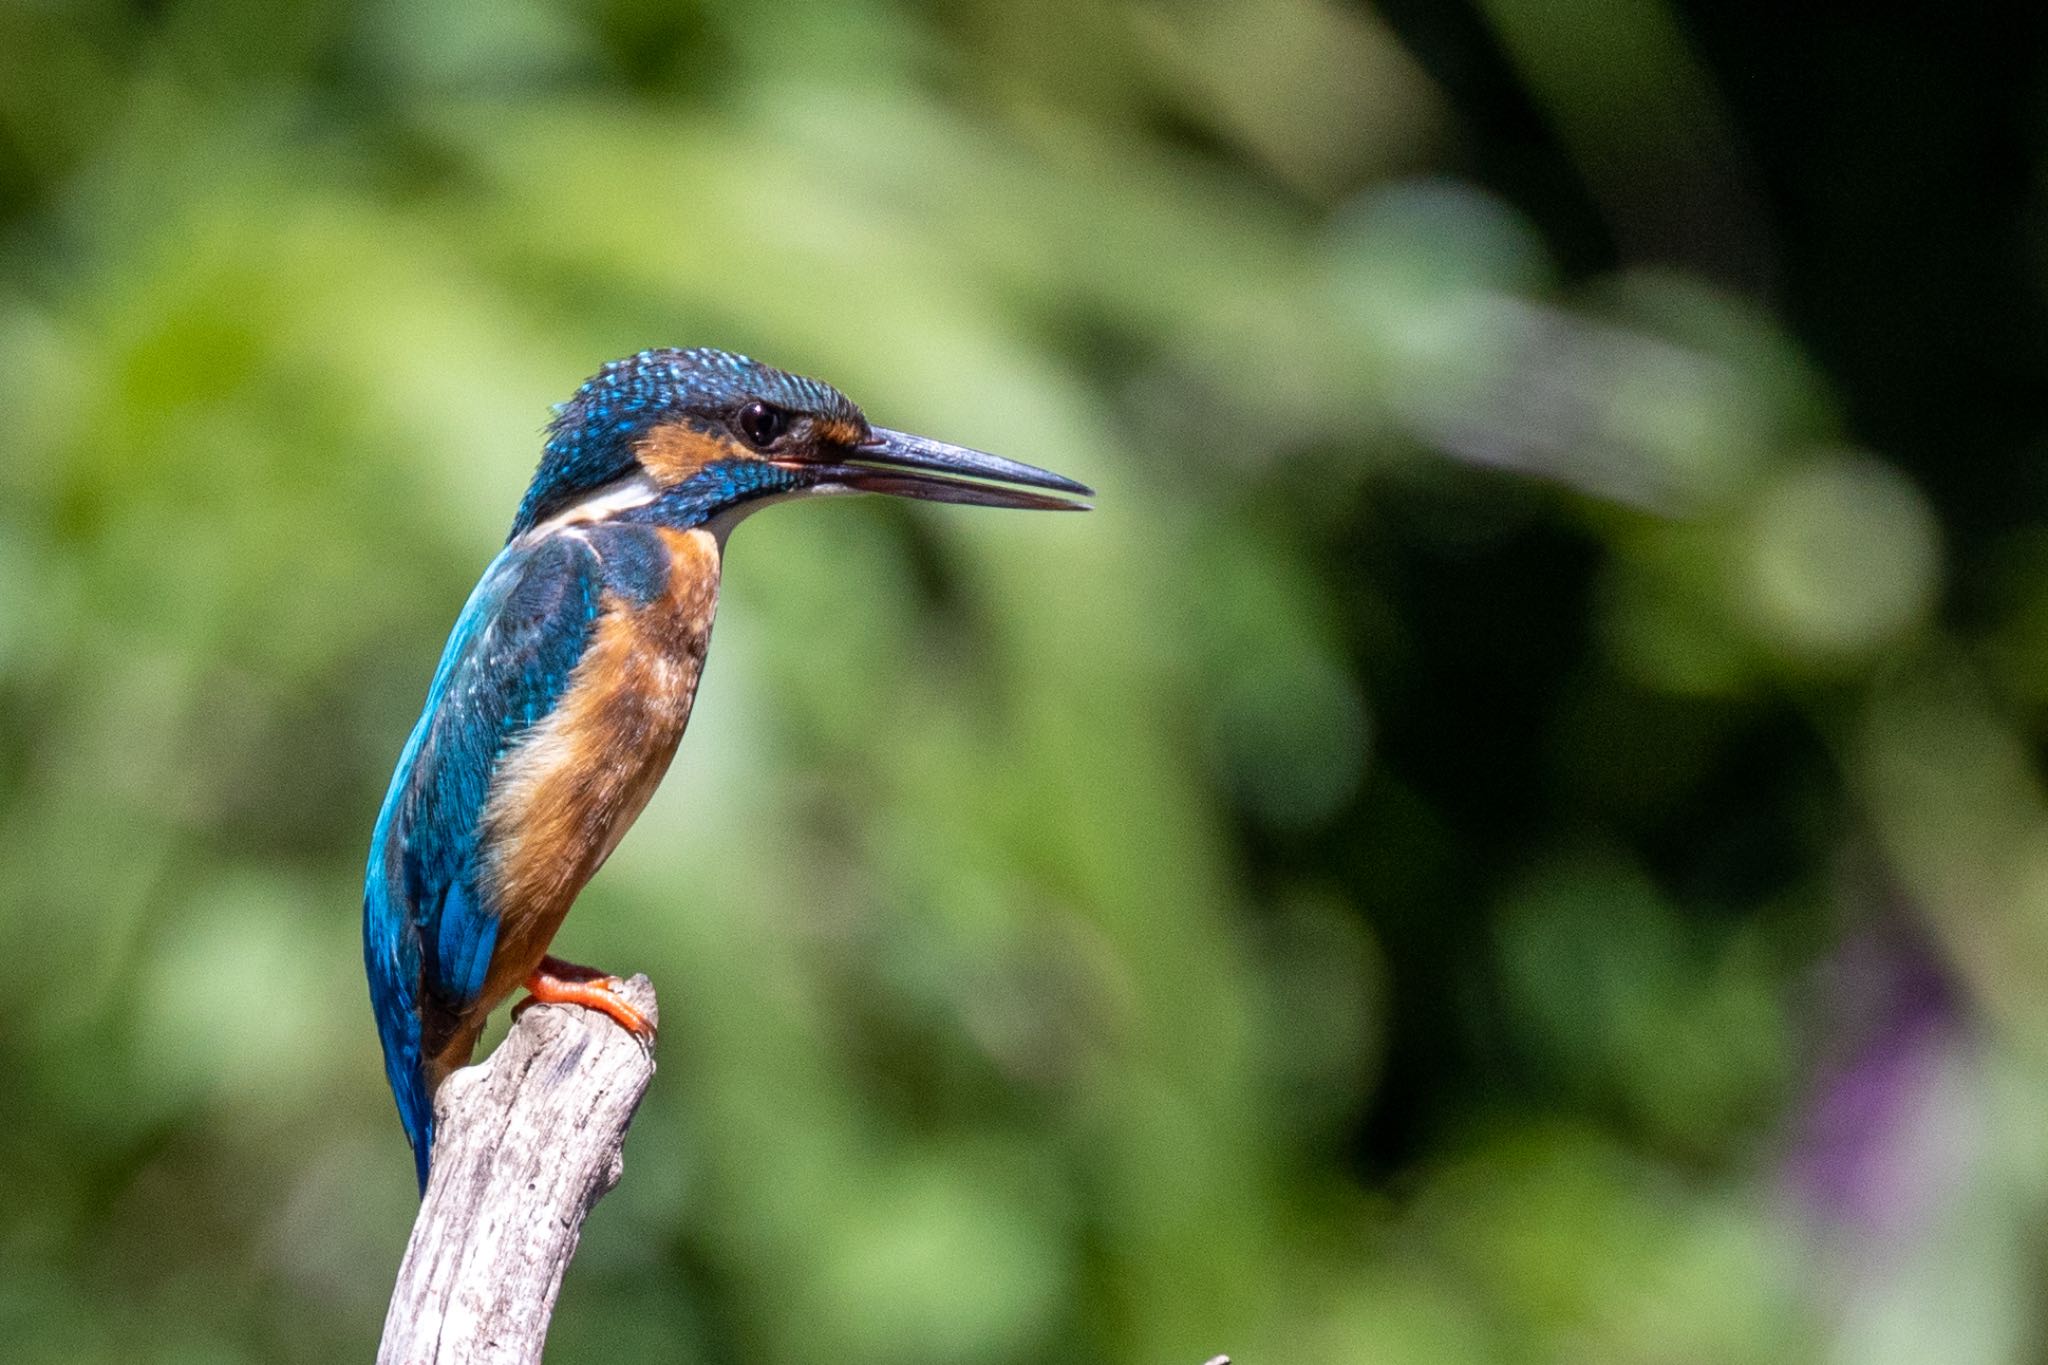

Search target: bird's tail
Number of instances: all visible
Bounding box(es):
[365,877,435,1194]
[387,1039,435,1194]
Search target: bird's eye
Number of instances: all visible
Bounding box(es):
[735,401,789,450]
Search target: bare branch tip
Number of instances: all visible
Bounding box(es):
[380,975,663,1364]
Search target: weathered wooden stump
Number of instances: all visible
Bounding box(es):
[377,976,659,1365]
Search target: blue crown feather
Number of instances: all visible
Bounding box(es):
[509,348,862,538]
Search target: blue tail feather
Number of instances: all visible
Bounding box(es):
[366,827,436,1192]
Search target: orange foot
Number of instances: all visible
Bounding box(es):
[515,954,655,1039]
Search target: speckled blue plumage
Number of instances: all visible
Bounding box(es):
[511,347,860,537]
[618,458,806,526]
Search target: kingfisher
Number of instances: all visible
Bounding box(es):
[364,348,1089,1190]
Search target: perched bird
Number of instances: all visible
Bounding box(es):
[364,348,1089,1190]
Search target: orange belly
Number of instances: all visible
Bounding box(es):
[432,526,721,1074]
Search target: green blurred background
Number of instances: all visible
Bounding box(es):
[6,2,2048,1361]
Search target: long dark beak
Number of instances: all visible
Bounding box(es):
[806,428,1092,511]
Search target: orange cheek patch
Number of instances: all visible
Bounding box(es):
[637,421,742,483]
[816,416,867,448]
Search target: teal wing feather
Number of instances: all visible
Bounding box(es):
[362,533,605,1190]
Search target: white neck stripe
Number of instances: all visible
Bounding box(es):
[523,472,662,539]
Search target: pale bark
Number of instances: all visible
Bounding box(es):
[378,976,659,1365]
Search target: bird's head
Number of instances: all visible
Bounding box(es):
[509,348,1089,540]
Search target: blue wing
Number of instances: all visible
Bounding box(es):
[363,533,605,1190]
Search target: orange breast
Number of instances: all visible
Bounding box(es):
[471,525,722,1017]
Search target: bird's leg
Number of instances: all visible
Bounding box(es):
[515,954,656,1038]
